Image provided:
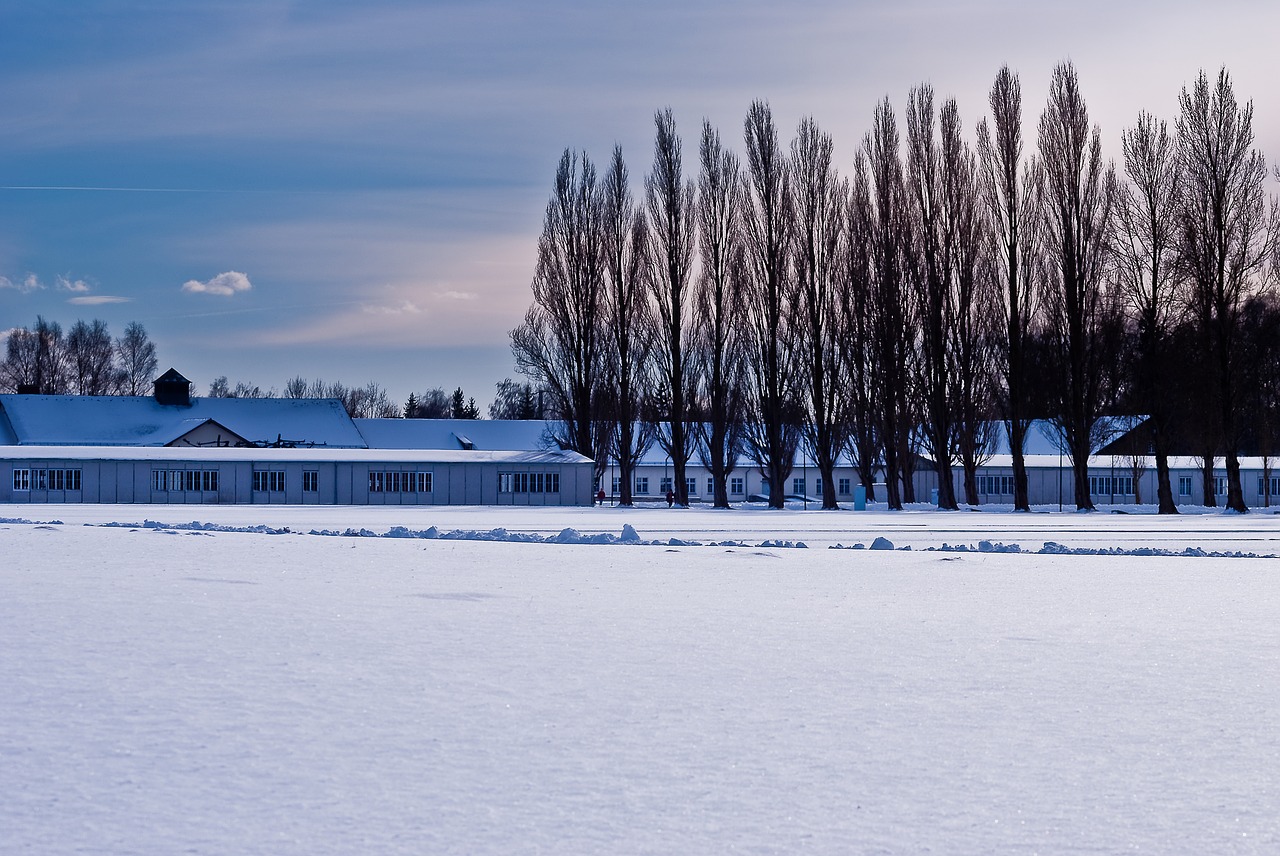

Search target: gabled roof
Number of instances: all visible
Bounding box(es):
[0,395,367,448]
[153,367,191,385]
[987,417,1146,457]
[354,418,557,452]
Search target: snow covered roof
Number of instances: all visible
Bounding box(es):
[0,395,368,448]
[976,453,1277,471]
[355,418,559,452]
[0,444,591,465]
[0,407,16,445]
[985,417,1147,457]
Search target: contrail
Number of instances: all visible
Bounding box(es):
[0,185,330,194]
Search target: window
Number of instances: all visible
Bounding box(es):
[612,476,621,494]
[303,471,318,493]
[13,469,30,491]
[153,470,217,492]
[635,477,649,495]
[686,477,697,496]
[730,477,744,495]
[497,472,556,494]
[793,478,805,495]
[977,474,1014,496]
[1259,476,1280,497]
[660,476,672,494]
[370,471,431,493]
[707,477,714,495]
[815,478,823,497]
[253,470,285,493]
[838,478,851,496]
[1088,476,1134,497]
[32,469,47,490]
[1178,476,1192,497]
[1214,476,1227,497]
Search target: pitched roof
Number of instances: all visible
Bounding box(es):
[355,418,558,451]
[986,417,1146,457]
[153,367,191,385]
[0,395,367,448]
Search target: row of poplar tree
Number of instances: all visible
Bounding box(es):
[511,62,1280,514]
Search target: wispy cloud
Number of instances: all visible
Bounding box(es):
[362,300,422,315]
[0,274,43,293]
[56,275,91,293]
[69,295,131,305]
[183,271,253,296]
[434,290,478,301]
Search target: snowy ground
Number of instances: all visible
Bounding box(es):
[3,503,1279,854]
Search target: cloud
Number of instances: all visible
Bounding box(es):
[68,295,131,305]
[434,290,478,301]
[56,275,91,293]
[183,271,253,296]
[362,300,422,315]
[0,274,43,293]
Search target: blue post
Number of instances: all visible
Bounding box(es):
[854,484,866,511]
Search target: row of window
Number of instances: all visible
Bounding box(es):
[1087,476,1136,497]
[977,475,1015,496]
[153,469,220,493]
[12,468,82,492]
[610,475,865,497]
[252,470,287,493]
[369,471,433,493]
[499,472,560,493]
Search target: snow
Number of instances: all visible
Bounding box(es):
[354,417,555,452]
[0,394,367,448]
[0,444,590,464]
[3,503,1279,854]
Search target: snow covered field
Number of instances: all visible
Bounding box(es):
[3,504,1279,854]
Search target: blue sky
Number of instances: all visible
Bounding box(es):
[2,0,1277,409]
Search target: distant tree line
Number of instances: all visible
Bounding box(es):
[512,63,1280,512]
[2,316,545,423]
[1,317,158,396]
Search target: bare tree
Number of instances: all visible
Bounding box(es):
[791,116,848,509]
[977,65,1043,511]
[207,376,269,398]
[841,153,882,500]
[1038,61,1116,511]
[66,319,120,395]
[601,145,658,506]
[946,104,1002,505]
[1,327,39,393]
[692,120,747,508]
[489,378,546,420]
[865,96,914,510]
[741,100,801,508]
[1,317,72,394]
[511,149,609,480]
[646,109,697,506]
[905,84,969,509]
[1114,111,1182,513]
[1176,68,1278,512]
[115,321,158,396]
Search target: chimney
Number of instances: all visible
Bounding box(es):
[153,368,193,407]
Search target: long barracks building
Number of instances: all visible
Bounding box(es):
[3,370,1278,510]
[0,371,593,507]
